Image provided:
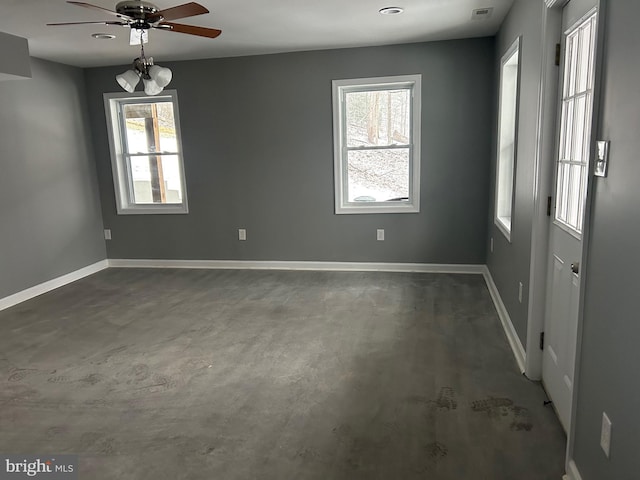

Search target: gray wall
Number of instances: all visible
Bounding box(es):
[0,58,106,299]
[572,0,640,476]
[488,0,640,477]
[84,39,494,263]
[487,0,543,345]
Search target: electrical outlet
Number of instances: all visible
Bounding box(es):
[490,237,494,253]
[104,229,112,240]
[377,229,385,241]
[518,282,523,303]
[600,412,612,458]
[238,229,247,241]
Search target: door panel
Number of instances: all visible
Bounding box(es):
[542,1,597,433]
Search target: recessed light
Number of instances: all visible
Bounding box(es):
[91,33,116,40]
[379,6,404,15]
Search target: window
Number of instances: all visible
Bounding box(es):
[494,38,521,240]
[104,90,188,214]
[555,12,597,234]
[332,75,421,214]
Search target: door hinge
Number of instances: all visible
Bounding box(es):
[539,332,545,350]
[547,196,553,217]
[555,43,561,66]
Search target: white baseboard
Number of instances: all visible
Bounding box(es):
[0,260,109,312]
[565,460,583,480]
[482,266,527,373]
[108,259,486,274]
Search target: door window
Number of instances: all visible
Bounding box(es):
[555,12,597,234]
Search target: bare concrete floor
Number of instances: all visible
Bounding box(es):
[0,269,566,479]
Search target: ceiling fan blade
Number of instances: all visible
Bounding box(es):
[159,22,222,38]
[67,1,133,21]
[151,2,209,22]
[47,20,128,26]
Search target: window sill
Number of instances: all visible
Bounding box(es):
[117,205,189,215]
[336,203,419,215]
[495,216,512,242]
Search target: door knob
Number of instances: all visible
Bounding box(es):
[571,262,580,274]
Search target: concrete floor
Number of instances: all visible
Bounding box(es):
[0,269,566,479]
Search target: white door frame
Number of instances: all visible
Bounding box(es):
[525,0,565,382]
[527,0,607,474]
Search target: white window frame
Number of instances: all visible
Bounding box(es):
[104,90,189,215]
[553,11,597,237]
[332,75,422,214]
[494,38,521,241]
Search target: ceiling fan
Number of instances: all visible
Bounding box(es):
[48,1,222,95]
[47,0,222,42]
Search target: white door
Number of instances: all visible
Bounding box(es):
[542,2,598,433]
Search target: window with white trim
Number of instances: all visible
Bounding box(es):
[332,75,421,214]
[555,12,597,234]
[104,90,188,214]
[494,38,521,239]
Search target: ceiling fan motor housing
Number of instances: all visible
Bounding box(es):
[47,1,221,39]
[116,0,162,26]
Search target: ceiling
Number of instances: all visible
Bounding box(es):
[0,0,514,68]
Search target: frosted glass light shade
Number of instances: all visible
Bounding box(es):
[148,65,172,88]
[116,69,140,92]
[143,77,163,95]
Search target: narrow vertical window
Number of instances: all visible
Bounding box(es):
[104,90,188,214]
[555,12,597,234]
[495,38,521,239]
[333,75,421,214]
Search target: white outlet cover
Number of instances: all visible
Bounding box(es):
[104,229,112,240]
[238,229,247,241]
[377,229,385,241]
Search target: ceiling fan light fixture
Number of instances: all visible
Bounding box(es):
[116,41,171,95]
[148,64,172,88]
[143,77,163,95]
[116,69,141,92]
